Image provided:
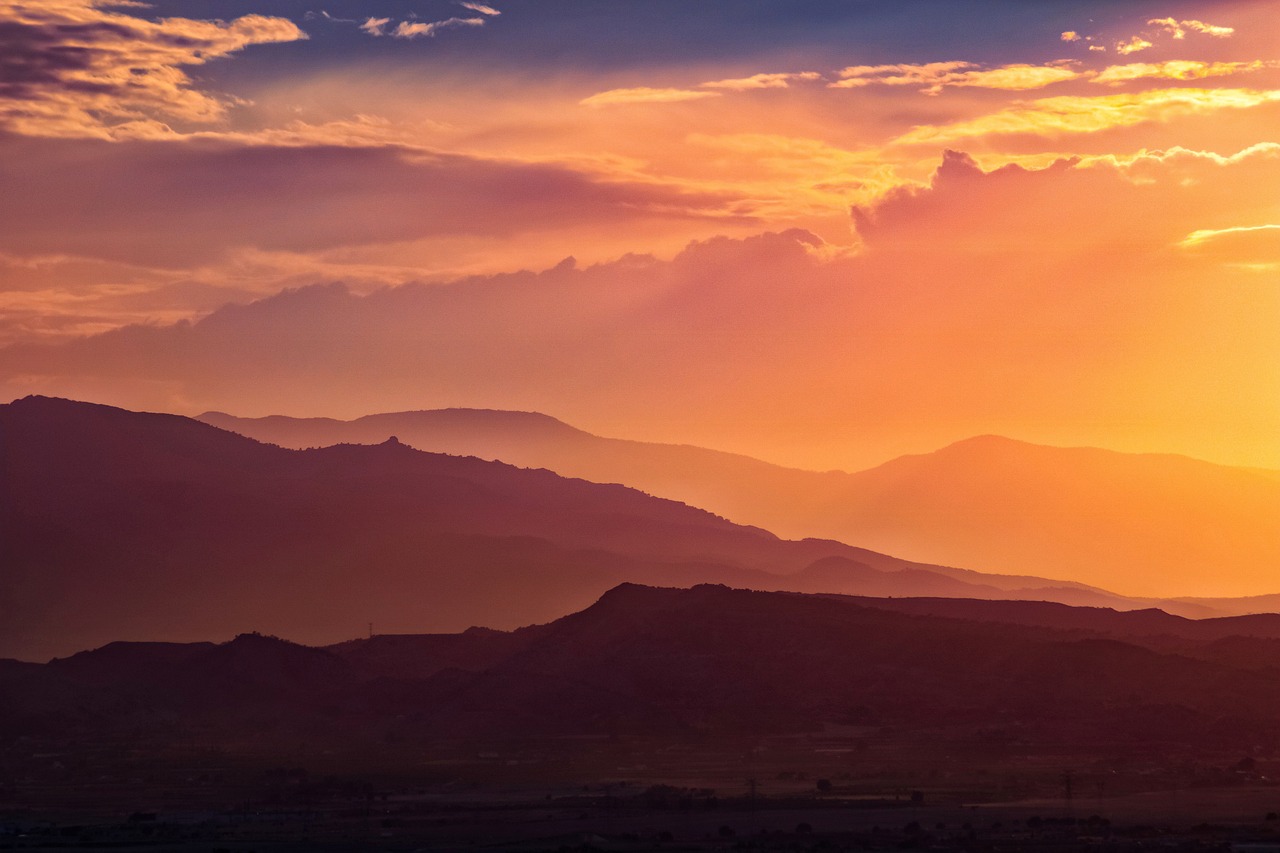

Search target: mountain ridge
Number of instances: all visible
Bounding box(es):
[10,584,1280,751]
[5,396,1150,662]
[196,405,1280,600]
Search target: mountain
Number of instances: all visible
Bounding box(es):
[9,584,1280,753]
[200,410,1280,601]
[3,396,1122,661]
[823,435,1280,599]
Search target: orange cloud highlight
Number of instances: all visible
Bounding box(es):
[700,72,822,90]
[0,0,306,139]
[1148,17,1236,39]
[832,62,1083,95]
[1093,60,1279,84]
[894,88,1280,144]
[580,87,721,107]
[1180,223,1280,248]
[1116,36,1154,55]
[1179,224,1280,272]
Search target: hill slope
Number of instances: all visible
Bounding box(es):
[3,396,1121,660]
[9,585,1280,752]
[200,410,1280,599]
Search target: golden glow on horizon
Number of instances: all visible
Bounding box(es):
[1,0,1278,480]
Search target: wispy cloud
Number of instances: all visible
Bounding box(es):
[352,8,496,39]
[458,1,501,16]
[832,62,1084,95]
[581,45,1276,110]
[1179,223,1280,248]
[304,10,359,24]
[894,88,1280,145]
[1178,222,1280,271]
[1108,17,1234,56]
[1094,60,1279,85]
[700,72,821,91]
[1148,17,1235,39]
[1115,36,1153,55]
[393,16,485,39]
[580,87,721,107]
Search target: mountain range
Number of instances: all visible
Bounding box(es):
[9,584,1280,755]
[200,408,1280,599]
[3,396,1138,661]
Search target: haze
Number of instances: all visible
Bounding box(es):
[1,0,1277,474]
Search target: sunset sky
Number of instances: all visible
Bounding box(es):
[1,0,1277,471]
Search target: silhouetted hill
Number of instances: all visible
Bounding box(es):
[50,641,216,686]
[823,597,1280,646]
[9,585,1280,752]
[324,626,542,680]
[200,409,1280,602]
[5,396,1113,661]
[0,396,763,659]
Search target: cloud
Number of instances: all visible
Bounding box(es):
[394,16,486,39]
[948,64,1085,92]
[1148,17,1235,39]
[1107,17,1235,58]
[0,0,306,138]
[458,2,501,16]
[700,72,821,91]
[579,71,821,106]
[1178,223,1280,268]
[1093,60,1279,85]
[1180,223,1280,248]
[304,10,359,24]
[354,9,495,39]
[1078,141,1280,176]
[853,146,1280,263]
[1182,19,1235,37]
[580,87,721,107]
[1061,31,1081,42]
[831,61,972,92]
[893,88,1280,145]
[1147,17,1188,39]
[832,62,1084,95]
[5,148,1278,476]
[1115,36,1153,55]
[0,134,748,267]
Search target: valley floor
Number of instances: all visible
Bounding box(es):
[6,731,1280,851]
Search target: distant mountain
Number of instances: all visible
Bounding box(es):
[822,435,1280,600]
[9,584,1280,753]
[3,396,1124,661]
[200,410,1280,600]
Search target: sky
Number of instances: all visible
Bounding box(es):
[0,0,1277,471]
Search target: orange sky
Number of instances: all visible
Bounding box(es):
[0,0,1277,472]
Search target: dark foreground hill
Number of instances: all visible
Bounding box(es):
[12,587,1280,853]
[7,584,1280,755]
[201,409,1280,601]
[1,396,1126,660]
